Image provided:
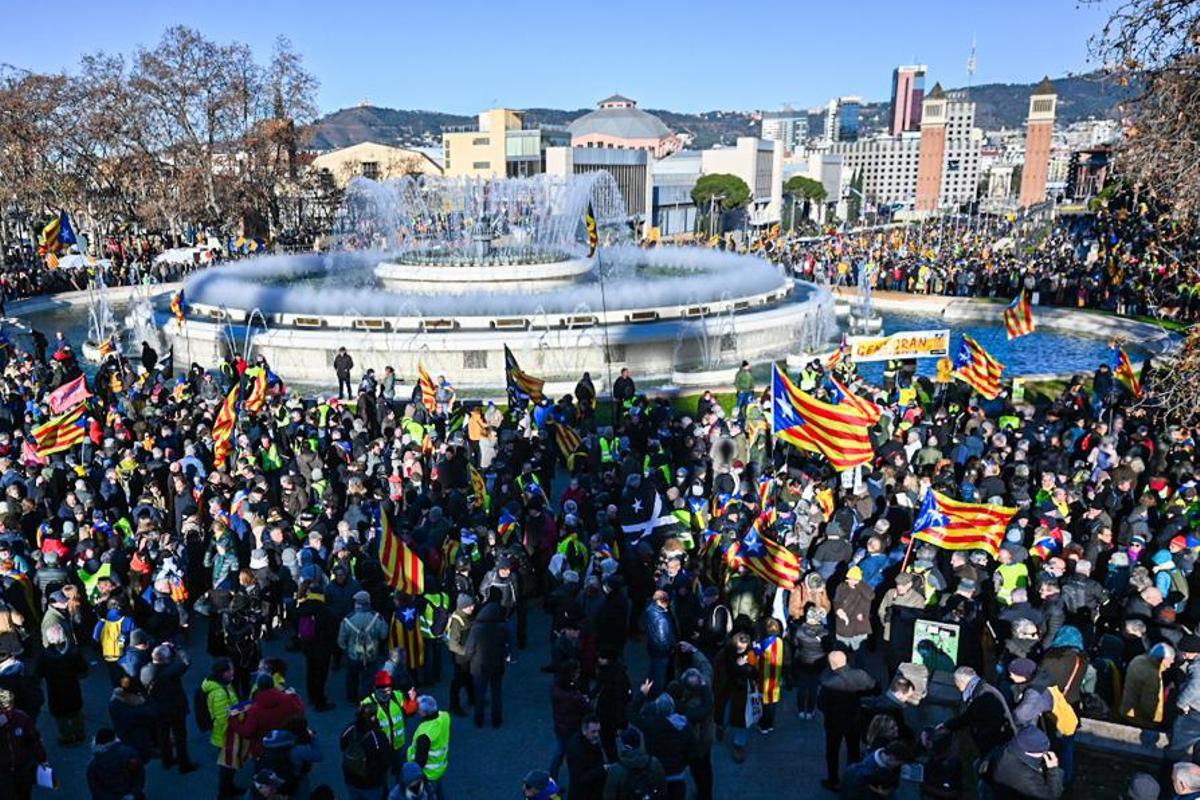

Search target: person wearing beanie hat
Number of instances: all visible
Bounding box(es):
[601,727,667,799]
[833,566,874,656]
[983,723,1063,799]
[86,727,145,800]
[1121,642,1175,728]
[338,591,387,703]
[446,594,476,717]
[522,768,562,800]
[1124,772,1159,800]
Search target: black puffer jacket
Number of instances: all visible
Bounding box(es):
[465,602,507,677]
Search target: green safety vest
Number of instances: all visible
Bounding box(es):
[995,562,1029,605]
[419,593,449,638]
[261,443,282,472]
[407,711,450,781]
[556,535,587,566]
[517,473,541,492]
[599,437,617,463]
[80,562,113,604]
[361,693,407,750]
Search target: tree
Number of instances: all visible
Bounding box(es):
[783,175,828,228]
[1089,0,1200,212]
[691,174,751,211]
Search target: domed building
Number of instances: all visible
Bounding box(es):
[568,95,682,159]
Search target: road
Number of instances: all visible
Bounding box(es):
[47,608,834,799]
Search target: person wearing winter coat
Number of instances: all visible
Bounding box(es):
[942,667,1016,756]
[549,666,591,781]
[601,727,667,800]
[139,643,197,772]
[109,676,155,756]
[592,650,632,760]
[86,728,145,800]
[790,605,831,719]
[832,567,875,657]
[445,594,475,716]
[1120,643,1174,728]
[877,572,926,674]
[36,622,87,745]
[0,688,47,800]
[465,601,508,728]
[712,631,758,763]
[628,684,693,799]
[818,649,878,791]
[643,590,677,696]
[565,715,608,800]
[988,726,1065,800]
[200,658,242,799]
[228,673,306,757]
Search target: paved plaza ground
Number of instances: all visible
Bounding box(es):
[47,609,835,799]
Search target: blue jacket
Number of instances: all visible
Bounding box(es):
[87,740,145,800]
[643,603,677,658]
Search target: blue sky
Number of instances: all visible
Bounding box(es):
[1,0,1112,115]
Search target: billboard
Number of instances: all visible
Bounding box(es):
[911,619,960,672]
[850,329,950,363]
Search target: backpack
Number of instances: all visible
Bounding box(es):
[99,618,128,661]
[193,686,214,732]
[618,760,666,800]
[297,614,318,643]
[342,729,371,781]
[344,613,382,662]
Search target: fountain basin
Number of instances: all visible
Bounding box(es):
[374,255,594,292]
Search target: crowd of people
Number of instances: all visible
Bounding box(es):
[0,199,1194,800]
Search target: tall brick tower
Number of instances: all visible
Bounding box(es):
[1019,77,1057,208]
[915,83,948,212]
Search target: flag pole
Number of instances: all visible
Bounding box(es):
[899,533,917,572]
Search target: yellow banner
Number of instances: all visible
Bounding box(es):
[850,329,950,362]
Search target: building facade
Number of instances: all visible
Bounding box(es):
[915,84,981,212]
[1018,78,1058,208]
[824,97,862,143]
[309,141,443,187]
[442,109,569,178]
[890,65,927,135]
[567,95,681,159]
[761,110,806,154]
[545,146,652,221]
[827,133,922,208]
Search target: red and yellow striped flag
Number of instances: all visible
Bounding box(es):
[952,334,1005,400]
[912,489,1015,557]
[212,384,240,470]
[417,363,437,413]
[379,511,425,596]
[1003,291,1035,339]
[1114,344,1144,398]
[243,367,268,414]
[726,525,801,589]
[771,365,874,471]
[32,406,87,456]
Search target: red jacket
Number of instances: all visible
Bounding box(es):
[228,688,304,756]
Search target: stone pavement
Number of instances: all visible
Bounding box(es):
[47,608,835,799]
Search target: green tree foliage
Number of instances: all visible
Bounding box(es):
[784,175,827,204]
[691,174,752,210]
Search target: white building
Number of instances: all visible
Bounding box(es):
[650,137,785,235]
[826,133,922,208]
[939,91,983,207]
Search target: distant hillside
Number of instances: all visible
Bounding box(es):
[306,71,1134,152]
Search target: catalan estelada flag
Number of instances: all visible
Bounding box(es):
[1003,291,1035,339]
[504,344,544,407]
[952,334,1005,400]
[170,290,187,331]
[756,634,785,704]
[32,405,87,456]
[815,486,835,521]
[417,363,437,413]
[388,602,425,671]
[243,366,268,414]
[37,210,76,257]
[212,384,240,470]
[379,511,425,596]
[912,489,1015,557]
[726,527,801,589]
[771,365,873,471]
[1114,344,1143,398]
[585,203,598,257]
[497,509,518,543]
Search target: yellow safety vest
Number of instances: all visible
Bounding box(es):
[599,437,616,463]
[419,593,448,638]
[407,711,451,781]
[361,693,407,750]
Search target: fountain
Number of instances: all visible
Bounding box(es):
[847,259,883,334]
[161,172,837,387]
